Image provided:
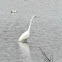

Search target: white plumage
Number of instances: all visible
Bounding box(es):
[18,15,37,42]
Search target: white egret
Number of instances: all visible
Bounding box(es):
[18,15,37,42]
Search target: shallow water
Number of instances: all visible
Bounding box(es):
[0,0,62,62]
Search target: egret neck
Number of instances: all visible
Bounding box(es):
[28,16,34,32]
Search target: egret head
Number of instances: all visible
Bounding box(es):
[33,15,38,18]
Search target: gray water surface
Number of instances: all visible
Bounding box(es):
[0,0,62,62]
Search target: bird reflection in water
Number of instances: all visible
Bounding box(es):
[18,42,32,62]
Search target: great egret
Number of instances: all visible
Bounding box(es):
[18,15,37,42]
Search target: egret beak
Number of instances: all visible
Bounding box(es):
[34,16,37,18]
[34,16,40,18]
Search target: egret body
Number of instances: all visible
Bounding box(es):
[18,16,37,42]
